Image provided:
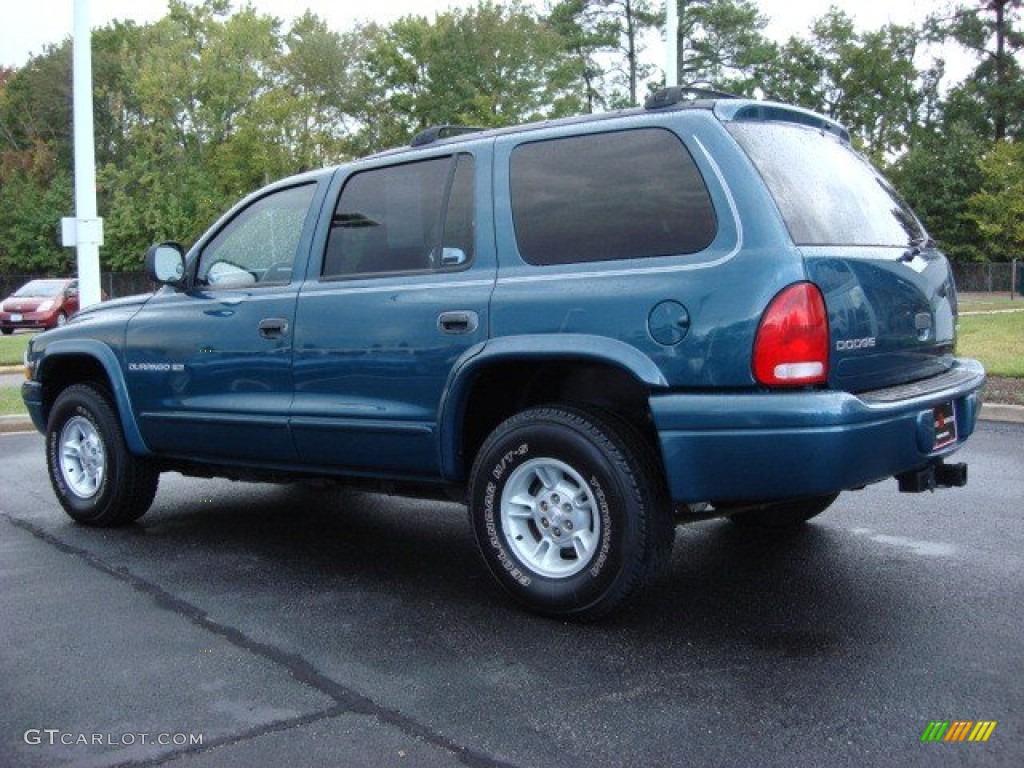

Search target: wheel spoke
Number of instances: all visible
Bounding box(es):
[533,464,562,490]
[506,492,535,517]
[572,530,596,560]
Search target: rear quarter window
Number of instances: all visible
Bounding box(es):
[510,128,717,266]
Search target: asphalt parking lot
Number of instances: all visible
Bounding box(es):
[1,423,1021,768]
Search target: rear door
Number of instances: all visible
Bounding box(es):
[290,149,495,478]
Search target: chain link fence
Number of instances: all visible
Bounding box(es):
[0,272,152,301]
[952,260,1021,297]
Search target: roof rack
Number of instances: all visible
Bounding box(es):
[410,124,486,148]
[644,86,741,110]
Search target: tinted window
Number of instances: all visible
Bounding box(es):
[510,129,716,266]
[323,154,475,279]
[198,183,316,288]
[728,122,925,247]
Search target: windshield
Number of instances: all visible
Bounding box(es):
[728,122,925,247]
[13,280,69,298]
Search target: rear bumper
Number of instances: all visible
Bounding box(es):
[650,359,985,503]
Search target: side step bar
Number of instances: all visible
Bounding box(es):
[897,461,968,493]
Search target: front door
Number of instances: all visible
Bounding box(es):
[126,181,319,463]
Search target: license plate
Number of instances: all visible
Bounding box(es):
[933,402,957,450]
[10,313,22,322]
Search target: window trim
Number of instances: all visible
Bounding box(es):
[508,127,718,268]
[319,153,477,283]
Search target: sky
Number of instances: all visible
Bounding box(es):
[0,0,969,77]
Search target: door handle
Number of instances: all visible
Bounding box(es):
[438,310,479,335]
[258,317,289,339]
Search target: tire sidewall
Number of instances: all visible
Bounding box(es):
[47,388,120,524]
[470,412,642,615]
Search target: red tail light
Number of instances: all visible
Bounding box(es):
[753,282,829,387]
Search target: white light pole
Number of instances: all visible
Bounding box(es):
[666,0,678,87]
[67,0,103,308]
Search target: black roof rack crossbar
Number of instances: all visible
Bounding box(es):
[644,86,741,110]
[410,124,486,147]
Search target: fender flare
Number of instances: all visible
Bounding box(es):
[37,339,150,455]
[437,334,667,480]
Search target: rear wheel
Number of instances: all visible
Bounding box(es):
[728,493,838,529]
[46,383,159,526]
[468,406,673,620]
[1,327,12,335]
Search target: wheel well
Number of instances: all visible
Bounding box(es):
[460,359,656,477]
[39,355,111,422]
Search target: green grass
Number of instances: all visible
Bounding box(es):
[0,385,26,415]
[957,311,1024,378]
[959,295,1023,314]
[0,332,34,367]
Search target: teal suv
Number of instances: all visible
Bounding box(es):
[23,89,985,618]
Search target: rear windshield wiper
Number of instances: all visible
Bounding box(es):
[901,236,936,261]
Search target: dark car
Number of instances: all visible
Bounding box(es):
[22,89,985,619]
[1,278,83,334]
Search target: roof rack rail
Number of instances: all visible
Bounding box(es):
[644,86,741,110]
[410,124,486,147]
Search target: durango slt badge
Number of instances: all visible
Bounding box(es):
[836,337,877,351]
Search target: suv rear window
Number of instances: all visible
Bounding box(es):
[510,128,716,266]
[728,122,925,247]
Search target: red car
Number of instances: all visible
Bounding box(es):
[1,278,84,334]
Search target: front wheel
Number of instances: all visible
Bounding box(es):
[468,406,673,620]
[46,383,159,526]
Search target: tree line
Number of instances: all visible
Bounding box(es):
[1,0,1022,274]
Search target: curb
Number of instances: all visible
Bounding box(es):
[0,415,33,434]
[979,403,1024,424]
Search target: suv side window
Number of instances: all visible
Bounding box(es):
[510,128,716,266]
[322,154,475,279]
[197,183,316,288]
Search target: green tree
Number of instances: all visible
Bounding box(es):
[889,124,987,261]
[351,2,581,152]
[670,0,774,89]
[0,143,72,274]
[931,0,1024,141]
[968,140,1024,260]
[547,0,619,112]
[600,0,660,106]
[754,9,932,160]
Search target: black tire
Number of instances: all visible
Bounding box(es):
[727,493,839,529]
[46,383,159,526]
[1,327,13,335]
[468,406,674,620]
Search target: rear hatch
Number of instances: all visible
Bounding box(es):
[724,109,957,393]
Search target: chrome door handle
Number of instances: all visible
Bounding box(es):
[258,317,289,339]
[438,310,479,335]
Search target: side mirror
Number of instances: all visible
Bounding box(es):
[145,242,187,289]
